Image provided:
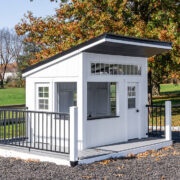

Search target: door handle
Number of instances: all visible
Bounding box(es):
[136,109,139,112]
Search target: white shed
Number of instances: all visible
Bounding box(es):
[22,33,172,151]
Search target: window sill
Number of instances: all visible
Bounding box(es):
[87,116,119,120]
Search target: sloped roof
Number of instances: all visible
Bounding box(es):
[22,33,172,75]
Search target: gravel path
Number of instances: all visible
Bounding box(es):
[0,143,179,180]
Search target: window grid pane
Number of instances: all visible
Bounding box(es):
[38,86,49,110]
[91,63,141,76]
[128,98,136,109]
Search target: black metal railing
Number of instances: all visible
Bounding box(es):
[146,104,165,137]
[0,109,70,154]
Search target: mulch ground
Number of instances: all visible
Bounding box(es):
[0,143,179,180]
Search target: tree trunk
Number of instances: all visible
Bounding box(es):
[152,84,160,96]
[0,79,4,88]
[148,69,153,105]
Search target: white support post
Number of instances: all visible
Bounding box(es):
[165,101,172,141]
[70,106,78,166]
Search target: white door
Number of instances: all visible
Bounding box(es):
[127,82,140,140]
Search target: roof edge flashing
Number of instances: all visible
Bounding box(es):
[105,37,172,49]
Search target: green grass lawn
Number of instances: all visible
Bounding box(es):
[153,84,180,106]
[0,122,26,139]
[0,88,25,106]
[160,84,180,95]
[153,84,180,126]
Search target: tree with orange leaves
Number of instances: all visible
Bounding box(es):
[16,0,179,95]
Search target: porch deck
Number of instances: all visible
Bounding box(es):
[0,137,172,166]
[78,137,172,164]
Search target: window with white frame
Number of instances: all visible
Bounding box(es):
[87,82,117,120]
[37,86,49,110]
[128,86,136,109]
[91,63,141,75]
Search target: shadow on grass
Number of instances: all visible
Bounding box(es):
[160,91,180,96]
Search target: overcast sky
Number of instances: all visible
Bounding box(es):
[0,0,59,29]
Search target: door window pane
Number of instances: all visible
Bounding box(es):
[128,85,136,109]
[128,98,136,108]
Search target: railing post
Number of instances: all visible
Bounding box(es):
[70,106,78,167]
[165,101,172,141]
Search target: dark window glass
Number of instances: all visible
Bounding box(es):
[91,63,95,74]
[105,64,109,74]
[128,98,136,109]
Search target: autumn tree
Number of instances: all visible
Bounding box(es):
[16,41,41,87]
[16,0,180,95]
[0,29,23,88]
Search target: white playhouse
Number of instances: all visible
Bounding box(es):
[22,33,172,152]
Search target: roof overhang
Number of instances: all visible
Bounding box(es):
[22,33,172,77]
[85,37,171,57]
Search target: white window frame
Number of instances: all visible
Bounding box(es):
[127,85,136,109]
[91,63,141,76]
[36,83,50,111]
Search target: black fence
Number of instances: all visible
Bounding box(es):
[0,109,70,154]
[146,104,166,137]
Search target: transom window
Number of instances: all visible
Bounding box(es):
[128,86,136,109]
[38,86,49,110]
[91,63,141,75]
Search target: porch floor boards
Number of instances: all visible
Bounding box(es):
[78,137,171,160]
[0,137,172,165]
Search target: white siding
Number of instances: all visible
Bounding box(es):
[29,53,81,78]
[25,51,148,150]
[83,52,148,148]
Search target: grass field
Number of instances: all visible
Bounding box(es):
[0,122,25,139]
[0,88,25,106]
[153,84,180,126]
[153,84,180,106]
[160,84,180,95]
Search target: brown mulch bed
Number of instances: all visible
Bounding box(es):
[0,143,179,180]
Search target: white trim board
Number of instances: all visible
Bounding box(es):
[0,140,173,166]
[0,147,70,166]
[78,140,172,165]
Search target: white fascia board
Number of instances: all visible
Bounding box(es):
[105,38,172,50]
[22,38,106,78]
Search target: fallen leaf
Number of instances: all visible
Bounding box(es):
[172,151,180,156]
[116,174,123,177]
[162,146,173,151]
[127,153,135,158]
[24,158,40,162]
[146,168,150,171]
[81,176,92,179]
[155,158,160,161]
[99,160,111,165]
[137,151,150,158]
